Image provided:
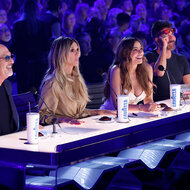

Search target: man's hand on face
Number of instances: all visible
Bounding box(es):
[158,34,169,50]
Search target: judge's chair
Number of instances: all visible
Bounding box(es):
[12,91,38,130]
[86,82,105,109]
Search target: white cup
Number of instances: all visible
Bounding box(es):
[117,95,129,122]
[27,112,39,144]
[170,84,181,109]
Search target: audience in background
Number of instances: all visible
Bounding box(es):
[76,32,91,56]
[62,9,76,37]
[40,0,62,42]
[85,17,106,56]
[0,0,12,14]
[147,0,163,24]
[124,14,142,36]
[101,30,122,73]
[131,30,147,50]
[6,0,22,30]
[106,7,123,29]
[0,0,189,98]
[104,0,113,10]
[66,0,82,11]
[112,12,130,38]
[75,2,89,26]
[135,3,149,34]
[0,9,7,24]
[76,32,94,83]
[173,0,187,19]
[0,23,11,48]
[178,22,190,66]
[86,6,101,22]
[135,3,146,23]
[58,0,68,22]
[93,0,108,21]
[120,0,134,16]
[11,0,49,93]
[155,4,173,27]
[73,2,89,35]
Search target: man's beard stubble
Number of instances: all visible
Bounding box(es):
[167,41,176,51]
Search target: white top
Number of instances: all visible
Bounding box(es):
[100,91,146,110]
[128,91,146,104]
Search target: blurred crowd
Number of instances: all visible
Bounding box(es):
[0,0,190,93]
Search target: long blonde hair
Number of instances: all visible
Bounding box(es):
[41,36,89,102]
[104,37,153,99]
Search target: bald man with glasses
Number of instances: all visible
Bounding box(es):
[145,20,190,102]
[0,44,19,136]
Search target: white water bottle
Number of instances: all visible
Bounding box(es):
[27,112,39,144]
[170,84,181,109]
[117,95,129,122]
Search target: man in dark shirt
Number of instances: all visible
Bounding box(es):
[145,20,190,102]
[0,44,19,135]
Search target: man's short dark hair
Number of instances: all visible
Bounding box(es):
[151,20,173,38]
[117,13,130,27]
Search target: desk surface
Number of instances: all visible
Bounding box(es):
[0,100,190,165]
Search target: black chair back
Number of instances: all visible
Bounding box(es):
[86,83,104,109]
[12,92,38,130]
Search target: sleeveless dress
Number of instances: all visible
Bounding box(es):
[100,91,146,110]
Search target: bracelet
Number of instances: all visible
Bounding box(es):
[138,104,142,111]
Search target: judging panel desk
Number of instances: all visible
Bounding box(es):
[0,100,190,166]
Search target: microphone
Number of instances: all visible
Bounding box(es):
[158,65,171,84]
[30,87,61,134]
[158,65,177,84]
[157,65,164,71]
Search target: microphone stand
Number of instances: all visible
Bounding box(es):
[31,88,61,134]
[106,79,118,117]
[51,118,58,134]
[165,69,186,108]
[165,70,171,85]
[38,95,60,134]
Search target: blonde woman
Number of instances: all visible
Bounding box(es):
[39,36,115,124]
[101,37,159,112]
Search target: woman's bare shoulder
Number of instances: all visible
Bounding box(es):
[145,62,153,73]
[111,65,120,74]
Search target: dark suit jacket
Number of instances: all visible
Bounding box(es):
[3,80,19,132]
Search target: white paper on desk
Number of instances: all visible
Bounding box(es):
[62,127,99,135]
[128,112,158,118]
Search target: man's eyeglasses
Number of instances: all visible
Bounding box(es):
[0,54,15,61]
[157,28,176,37]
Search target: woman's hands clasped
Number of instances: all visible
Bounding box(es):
[141,103,161,112]
[58,117,84,125]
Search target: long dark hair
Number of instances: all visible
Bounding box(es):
[104,37,153,99]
